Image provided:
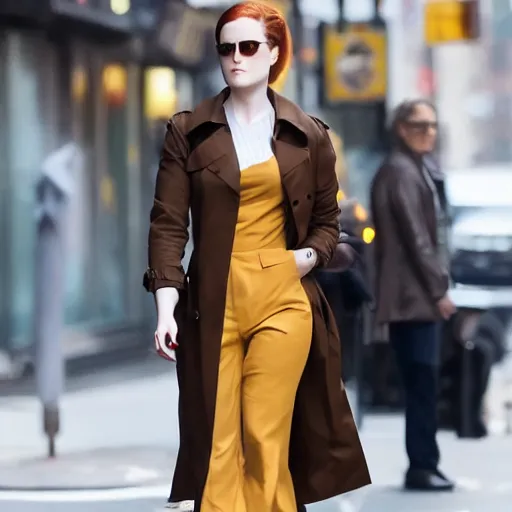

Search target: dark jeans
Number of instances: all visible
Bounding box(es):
[389,321,441,472]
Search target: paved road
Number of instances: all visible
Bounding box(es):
[1,356,512,512]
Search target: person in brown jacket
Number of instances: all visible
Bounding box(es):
[143,2,370,511]
[370,99,456,491]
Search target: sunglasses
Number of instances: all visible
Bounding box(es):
[216,40,269,57]
[405,120,438,133]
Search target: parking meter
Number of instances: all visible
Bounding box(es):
[33,143,82,457]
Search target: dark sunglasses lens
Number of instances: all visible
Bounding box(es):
[410,121,437,133]
[239,40,260,56]
[217,43,234,57]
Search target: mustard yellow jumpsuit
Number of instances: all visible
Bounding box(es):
[200,155,313,511]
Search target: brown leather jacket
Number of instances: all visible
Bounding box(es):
[370,148,449,323]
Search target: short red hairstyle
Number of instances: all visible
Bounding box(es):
[215,1,292,85]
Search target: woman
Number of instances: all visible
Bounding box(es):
[144,2,370,511]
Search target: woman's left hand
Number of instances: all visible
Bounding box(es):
[293,248,318,278]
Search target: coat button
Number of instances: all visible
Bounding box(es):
[306,193,312,200]
[292,199,299,207]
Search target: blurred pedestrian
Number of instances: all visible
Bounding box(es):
[316,202,373,383]
[370,99,456,491]
[144,2,370,511]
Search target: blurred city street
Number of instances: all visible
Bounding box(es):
[2,2,512,511]
[1,356,512,512]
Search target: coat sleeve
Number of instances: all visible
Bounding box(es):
[387,166,448,302]
[301,118,341,267]
[143,114,190,293]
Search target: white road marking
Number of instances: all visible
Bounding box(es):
[123,466,160,483]
[160,502,194,511]
[456,478,482,491]
[494,482,512,493]
[1,478,510,505]
[0,485,170,502]
[488,419,507,435]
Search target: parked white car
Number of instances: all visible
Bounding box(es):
[446,165,512,361]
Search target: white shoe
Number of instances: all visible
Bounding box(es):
[158,501,194,511]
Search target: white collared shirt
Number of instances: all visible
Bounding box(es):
[223,99,275,172]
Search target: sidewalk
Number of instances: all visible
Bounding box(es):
[1,357,512,497]
[0,358,179,490]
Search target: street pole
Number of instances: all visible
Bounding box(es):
[337,0,344,29]
[34,143,82,458]
[291,0,305,107]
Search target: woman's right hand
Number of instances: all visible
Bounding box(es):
[155,314,179,362]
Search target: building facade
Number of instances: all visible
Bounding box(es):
[0,0,197,375]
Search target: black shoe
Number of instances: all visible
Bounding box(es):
[405,468,455,491]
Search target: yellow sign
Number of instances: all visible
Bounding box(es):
[424,0,480,45]
[323,25,387,103]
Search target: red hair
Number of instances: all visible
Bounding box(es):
[215,1,292,85]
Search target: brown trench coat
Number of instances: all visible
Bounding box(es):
[143,87,371,508]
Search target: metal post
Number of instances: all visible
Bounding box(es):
[34,143,81,458]
[292,0,305,107]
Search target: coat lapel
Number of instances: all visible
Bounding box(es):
[185,88,242,195]
[271,89,311,199]
[185,87,311,197]
[274,139,309,180]
[188,127,240,194]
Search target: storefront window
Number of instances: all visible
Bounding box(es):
[66,55,133,328]
[66,58,96,326]
[0,32,9,347]
[2,31,147,354]
[5,32,60,348]
[96,62,129,323]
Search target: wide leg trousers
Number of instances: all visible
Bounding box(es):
[201,248,313,512]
